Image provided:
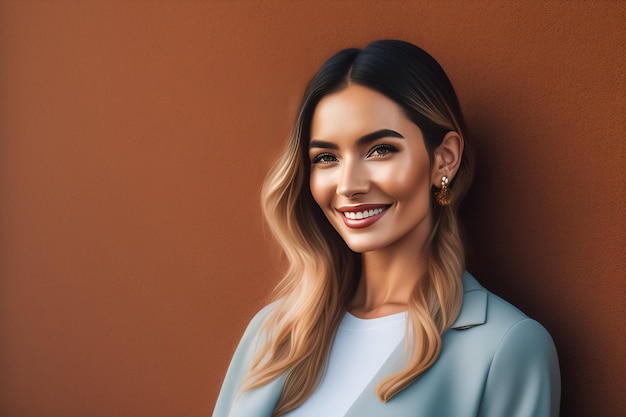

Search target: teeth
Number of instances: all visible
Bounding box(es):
[343,207,385,220]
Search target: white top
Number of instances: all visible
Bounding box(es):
[283,311,407,417]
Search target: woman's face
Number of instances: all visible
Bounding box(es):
[309,85,436,254]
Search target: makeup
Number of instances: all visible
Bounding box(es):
[337,204,389,229]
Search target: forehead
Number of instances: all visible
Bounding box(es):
[311,85,408,140]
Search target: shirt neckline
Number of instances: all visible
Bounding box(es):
[340,310,407,331]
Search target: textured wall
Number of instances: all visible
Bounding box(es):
[1,1,624,416]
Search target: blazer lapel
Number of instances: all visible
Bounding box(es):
[451,271,487,330]
[343,336,408,416]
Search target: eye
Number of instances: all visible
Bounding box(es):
[312,152,339,165]
[367,144,397,158]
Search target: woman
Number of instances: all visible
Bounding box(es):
[213,40,560,417]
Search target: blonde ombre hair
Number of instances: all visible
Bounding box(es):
[244,40,474,416]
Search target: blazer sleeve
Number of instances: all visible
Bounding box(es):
[212,307,271,417]
[478,319,561,417]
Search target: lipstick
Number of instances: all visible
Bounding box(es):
[336,204,390,229]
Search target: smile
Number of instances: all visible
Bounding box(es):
[337,205,390,229]
[342,207,385,219]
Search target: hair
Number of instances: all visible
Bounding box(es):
[244,40,474,416]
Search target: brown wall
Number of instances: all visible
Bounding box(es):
[1,1,624,416]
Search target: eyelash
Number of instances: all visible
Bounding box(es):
[366,144,398,158]
[311,145,398,165]
[311,152,338,164]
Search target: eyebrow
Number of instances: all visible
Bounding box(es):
[309,129,404,150]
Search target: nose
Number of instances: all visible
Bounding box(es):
[336,158,370,198]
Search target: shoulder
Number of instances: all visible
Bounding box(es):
[212,302,281,417]
[480,285,558,370]
[459,271,548,336]
[453,272,559,367]
[474,286,561,416]
[246,302,277,331]
[480,288,557,366]
[220,301,280,381]
[237,302,279,349]
[454,273,561,416]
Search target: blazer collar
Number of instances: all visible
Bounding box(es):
[450,271,487,330]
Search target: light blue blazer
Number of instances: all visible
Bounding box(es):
[213,272,560,417]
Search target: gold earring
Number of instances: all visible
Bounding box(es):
[435,176,453,206]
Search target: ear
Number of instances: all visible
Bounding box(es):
[431,131,464,187]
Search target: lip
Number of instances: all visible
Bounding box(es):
[336,204,390,229]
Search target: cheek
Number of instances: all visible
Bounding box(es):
[374,158,431,199]
[309,170,332,209]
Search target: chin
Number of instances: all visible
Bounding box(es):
[341,237,389,254]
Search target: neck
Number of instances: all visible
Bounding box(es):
[349,242,428,319]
